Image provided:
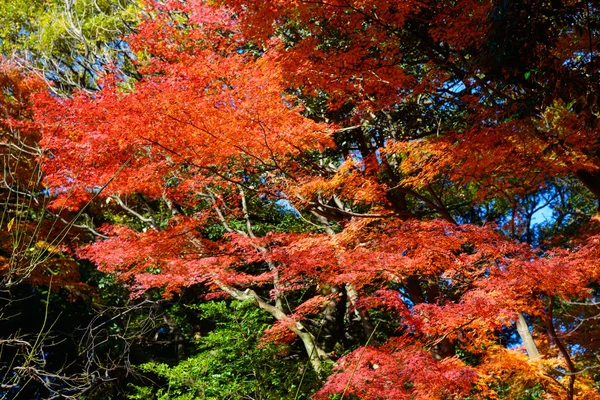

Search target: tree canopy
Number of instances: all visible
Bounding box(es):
[2,0,600,399]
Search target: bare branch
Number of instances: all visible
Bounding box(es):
[109,194,157,227]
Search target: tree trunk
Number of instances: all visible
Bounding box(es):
[576,169,600,212]
[346,283,374,340]
[516,312,540,359]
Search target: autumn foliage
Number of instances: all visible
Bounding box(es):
[29,0,600,398]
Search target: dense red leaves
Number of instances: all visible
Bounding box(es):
[80,211,600,347]
[218,0,497,112]
[0,59,45,184]
[0,59,44,123]
[294,157,391,208]
[389,107,600,200]
[0,61,94,298]
[37,57,329,205]
[31,0,600,398]
[78,217,247,296]
[223,0,600,199]
[316,338,477,400]
[35,2,331,209]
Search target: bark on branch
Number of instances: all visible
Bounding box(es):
[215,281,329,374]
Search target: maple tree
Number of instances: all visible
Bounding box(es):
[0,59,173,399]
[0,59,133,399]
[32,0,600,398]
[0,59,91,397]
[0,59,92,292]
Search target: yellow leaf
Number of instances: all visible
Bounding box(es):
[35,241,60,254]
